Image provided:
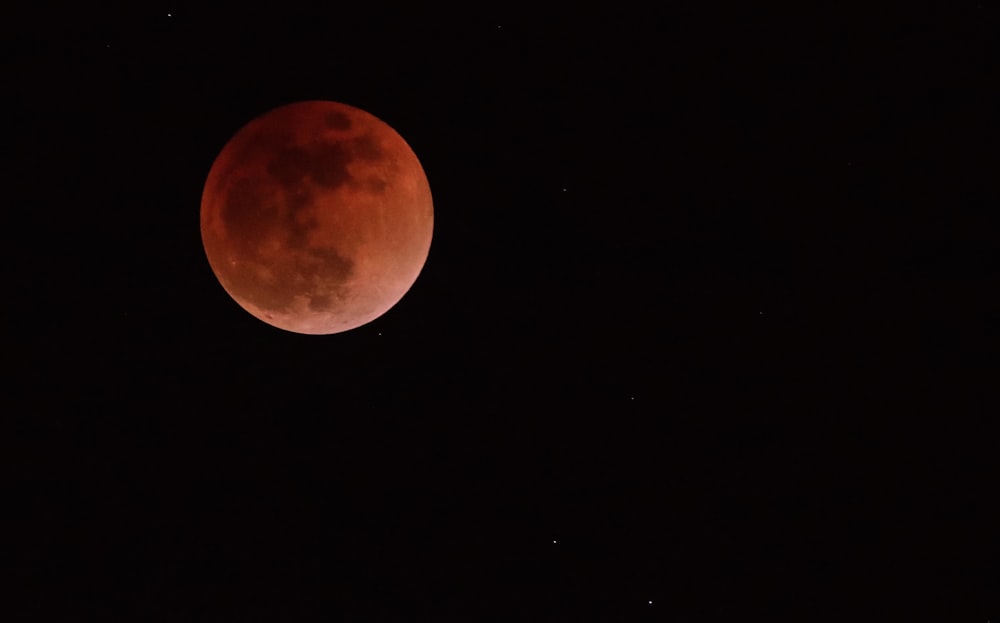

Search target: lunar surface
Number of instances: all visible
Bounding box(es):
[200,101,433,334]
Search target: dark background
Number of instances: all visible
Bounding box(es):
[6,3,998,621]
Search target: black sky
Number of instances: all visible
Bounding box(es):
[6,4,999,621]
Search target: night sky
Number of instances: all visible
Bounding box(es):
[7,4,999,621]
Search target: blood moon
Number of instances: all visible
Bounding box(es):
[200,101,433,334]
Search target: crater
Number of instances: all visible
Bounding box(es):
[324,111,352,130]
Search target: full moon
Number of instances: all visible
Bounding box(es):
[200,100,433,334]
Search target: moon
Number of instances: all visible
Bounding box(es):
[200,100,433,334]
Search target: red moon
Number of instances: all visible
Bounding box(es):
[200,100,433,334]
